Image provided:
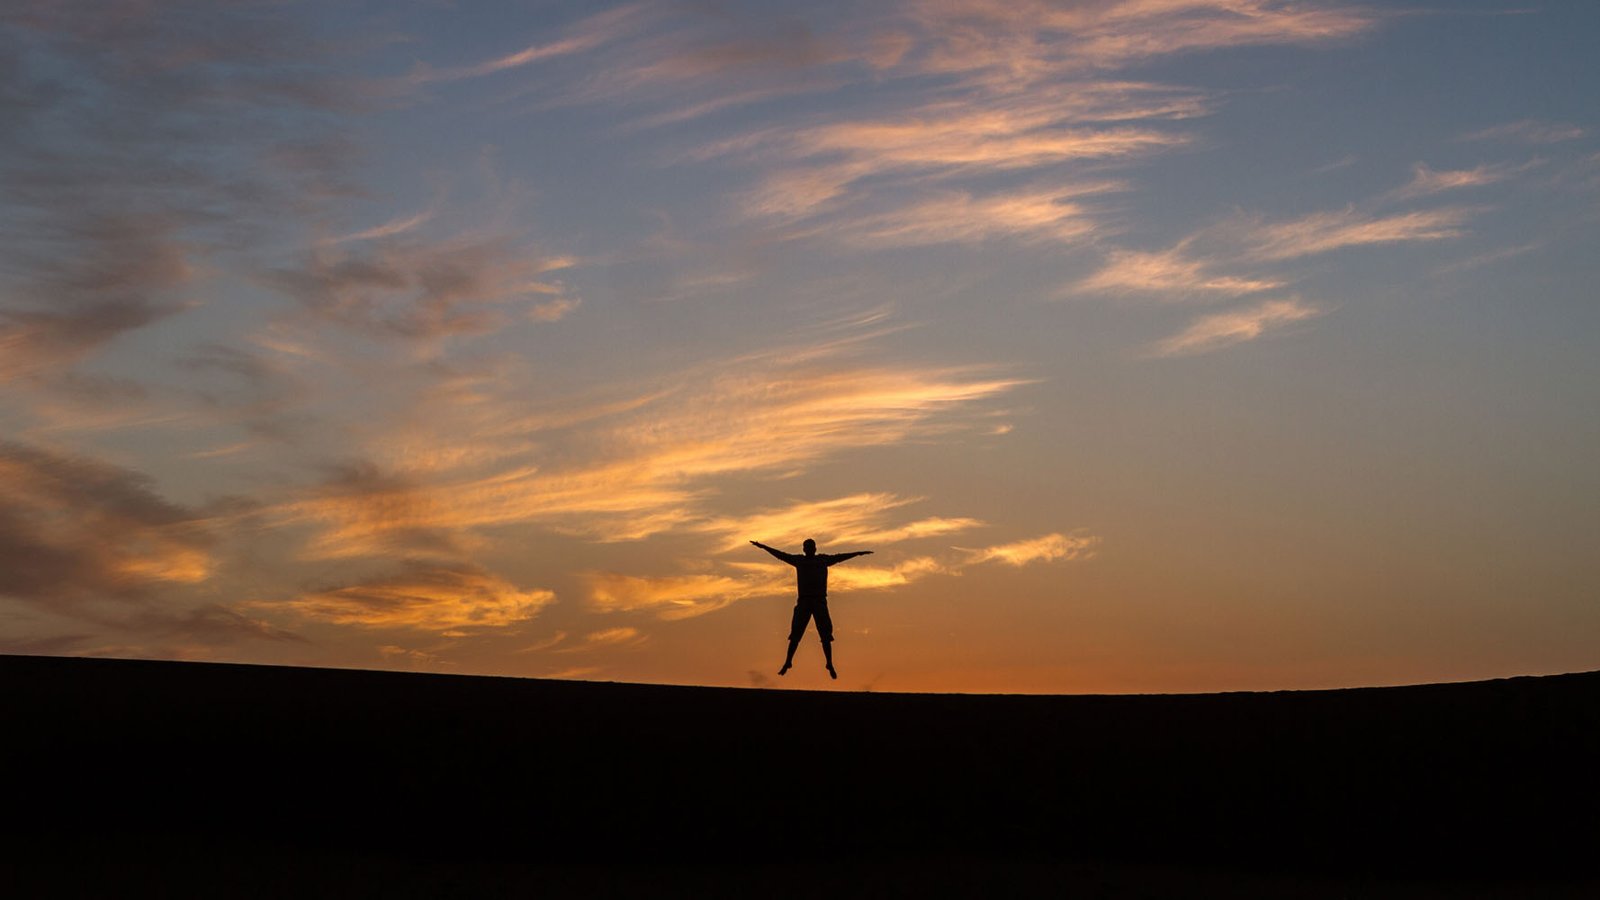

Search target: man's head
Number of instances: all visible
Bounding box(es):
[803,538,816,556]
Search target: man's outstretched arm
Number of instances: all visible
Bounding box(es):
[824,550,874,566]
[750,541,797,564]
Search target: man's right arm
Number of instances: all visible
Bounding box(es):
[750,541,796,564]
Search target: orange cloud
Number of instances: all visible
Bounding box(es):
[585,571,783,620]
[828,556,951,591]
[581,556,954,620]
[268,563,554,631]
[801,118,1183,171]
[585,532,1093,620]
[962,532,1099,566]
[574,627,647,649]
[844,185,1119,247]
[696,493,982,551]
[0,441,218,603]
[1075,245,1285,297]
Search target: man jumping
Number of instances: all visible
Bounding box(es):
[750,538,873,679]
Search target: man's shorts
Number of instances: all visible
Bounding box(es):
[789,597,833,643]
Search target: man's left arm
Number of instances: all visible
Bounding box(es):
[824,550,874,566]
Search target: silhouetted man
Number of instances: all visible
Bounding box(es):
[750,538,873,679]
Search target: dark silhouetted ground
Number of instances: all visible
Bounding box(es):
[3,655,1597,896]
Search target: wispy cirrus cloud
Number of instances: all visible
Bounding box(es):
[730,100,1188,228]
[405,3,656,85]
[1241,206,1476,261]
[1080,196,1481,307]
[1074,244,1285,297]
[272,331,1026,559]
[838,184,1121,247]
[456,0,1361,118]
[961,532,1099,566]
[1388,161,1531,200]
[732,1,1367,243]
[902,0,1376,79]
[1151,297,1321,356]
[796,115,1185,174]
[471,0,1372,249]
[1075,156,1497,354]
[1434,242,1541,275]
[329,211,435,244]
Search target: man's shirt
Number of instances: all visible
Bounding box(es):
[776,552,847,600]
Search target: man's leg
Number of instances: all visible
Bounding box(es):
[780,603,809,675]
[816,602,836,679]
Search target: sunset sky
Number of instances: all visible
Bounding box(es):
[2,0,1597,693]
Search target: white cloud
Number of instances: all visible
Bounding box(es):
[1388,162,1527,200]
[329,211,433,244]
[1459,119,1584,145]
[407,4,655,84]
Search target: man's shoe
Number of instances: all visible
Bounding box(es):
[778,662,791,676]
[826,664,837,680]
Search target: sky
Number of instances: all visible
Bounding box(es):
[2,0,1597,694]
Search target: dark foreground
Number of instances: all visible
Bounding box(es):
[4,655,1598,897]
